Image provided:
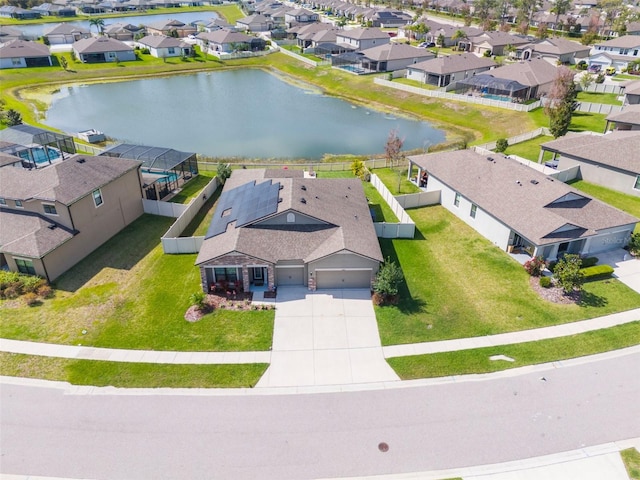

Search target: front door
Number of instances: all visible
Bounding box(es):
[558,242,569,255]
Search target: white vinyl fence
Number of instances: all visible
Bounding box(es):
[474,127,550,151]
[575,102,623,115]
[580,83,623,94]
[395,190,441,209]
[370,174,415,238]
[549,165,581,183]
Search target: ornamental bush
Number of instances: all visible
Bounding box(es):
[523,256,546,276]
[581,265,614,281]
[539,276,552,288]
[553,254,583,294]
[628,233,640,256]
[373,258,404,301]
[495,138,508,153]
[580,256,599,268]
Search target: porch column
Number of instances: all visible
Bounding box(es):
[538,148,545,164]
[267,265,276,291]
[242,266,250,292]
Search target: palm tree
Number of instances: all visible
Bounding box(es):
[89,18,105,36]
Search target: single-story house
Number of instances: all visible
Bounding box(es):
[605,105,640,132]
[0,6,41,19]
[540,131,640,197]
[514,37,591,65]
[72,37,136,63]
[407,149,638,260]
[196,29,263,54]
[0,40,52,69]
[354,43,435,72]
[364,9,412,28]
[136,34,191,58]
[100,143,198,200]
[406,53,496,87]
[145,19,196,38]
[236,14,273,32]
[454,58,558,101]
[0,26,27,44]
[103,22,146,41]
[459,31,529,56]
[412,21,482,48]
[336,27,390,51]
[0,154,144,281]
[589,35,640,73]
[43,23,91,45]
[621,80,640,105]
[195,169,383,293]
[31,3,76,16]
[284,8,318,27]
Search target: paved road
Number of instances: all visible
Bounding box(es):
[2,351,639,480]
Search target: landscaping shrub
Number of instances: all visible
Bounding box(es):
[216,162,232,184]
[523,256,546,276]
[547,260,557,273]
[553,254,583,294]
[495,138,508,153]
[3,284,21,299]
[23,292,39,306]
[581,265,614,281]
[373,258,404,304]
[21,275,46,294]
[628,233,640,256]
[189,291,206,310]
[36,284,54,299]
[580,256,599,268]
[539,276,552,288]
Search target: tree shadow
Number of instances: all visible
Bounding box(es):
[577,289,608,308]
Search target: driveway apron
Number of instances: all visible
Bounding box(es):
[256,287,400,388]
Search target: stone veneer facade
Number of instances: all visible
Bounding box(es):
[199,253,276,293]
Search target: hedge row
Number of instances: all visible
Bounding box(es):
[581,265,615,281]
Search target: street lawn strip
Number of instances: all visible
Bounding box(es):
[168,171,216,204]
[316,170,399,222]
[568,180,640,233]
[503,135,554,162]
[0,214,274,351]
[0,352,267,388]
[376,205,640,345]
[387,321,640,379]
[576,91,623,106]
[622,448,640,480]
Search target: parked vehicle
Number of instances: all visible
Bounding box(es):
[605,66,616,75]
[418,42,435,48]
[587,64,601,73]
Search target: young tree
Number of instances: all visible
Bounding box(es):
[550,0,571,31]
[553,254,583,294]
[545,67,578,138]
[6,109,22,126]
[579,72,595,90]
[373,258,404,303]
[216,162,232,184]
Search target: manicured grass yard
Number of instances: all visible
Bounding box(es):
[503,135,554,162]
[0,214,274,351]
[376,206,640,345]
[169,171,216,204]
[576,91,623,106]
[0,352,267,388]
[373,167,421,195]
[388,321,640,379]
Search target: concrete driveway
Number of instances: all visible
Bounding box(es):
[256,287,399,388]
[597,248,640,294]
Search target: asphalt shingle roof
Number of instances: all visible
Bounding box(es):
[0,208,75,258]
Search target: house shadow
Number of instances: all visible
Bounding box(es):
[378,233,427,315]
[180,185,222,237]
[52,214,174,293]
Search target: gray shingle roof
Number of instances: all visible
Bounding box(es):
[408,149,638,246]
[197,29,253,44]
[43,23,90,35]
[595,35,640,49]
[0,39,50,59]
[137,34,187,48]
[196,169,383,265]
[73,36,133,53]
[0,154,141,205]
[486,58,558,87]
[409,53,496,74]
[541,131,640,174]
[337,27,389,40]
[360,43,435,61]
[524,37,590,55]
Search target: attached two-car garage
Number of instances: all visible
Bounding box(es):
[315,269,372,289]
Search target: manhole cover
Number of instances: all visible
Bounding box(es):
[378,442,389,452]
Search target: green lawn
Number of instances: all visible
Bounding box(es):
[376,206,640,345]
[0,352,267,388]
[388,322,640,379]
[503,135,554,162]
[569,180,640,232]
[373,167,421,195]
[169,172,216,204]
[622,448,640,480]
[529,107,607,133]
[0,214,274,351]
[576,91,623,106]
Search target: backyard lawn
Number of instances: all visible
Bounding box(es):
[376,205,640,345]
[569,180,640,232]
[503,135,554,162]
[169,171,216,204]
[576,91,623,106]
[0,214,274,351]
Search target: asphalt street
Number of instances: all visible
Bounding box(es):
[1,351,639,479]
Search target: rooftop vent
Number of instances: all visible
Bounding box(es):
[546,177,554,182]
[76,158,86,164]
[300,198,306,204]
[278,198,283,203]
[47,224,57,230]
[530,179,539,185]
[301,185,307,191]
[279,184,284,190]
[515,180,522,186]
[487,157,494,161]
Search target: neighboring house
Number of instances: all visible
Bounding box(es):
[514,37,591,65]
[336,27,390,51]
[540,131,640,197]
[195,168,383,293]
[407,149,638,260]
[605,105,640,131]
[136,35,191,58]
[100,143,198,200]
[621,80,640,105]
[0,154,144,281]
[72,37,136,63]
[196,18,233,33]
[290,22,337,48]
[459,31,529,56]
[145,19,196,37]
[364,9,412,28]
[406,53,496,87]
[0,26,26,44]
[355,43,435,72]
[43,23,91,45]
[103,23,146,41]
[196,29,263,54]
[454,58,558,101]
[415,21,482,48]
[31,3,76,16]
[0,6,41,19]
[284,8,318,27]
[627,22,640,35]
[589,35,640,73]
[236,14,273,32]
[0,40,52,69]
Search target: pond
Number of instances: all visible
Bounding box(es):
[45,69,446,159]
[14,11,218,39]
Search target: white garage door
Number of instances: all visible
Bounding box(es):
[276,266,304,285]
[316,270,371,289]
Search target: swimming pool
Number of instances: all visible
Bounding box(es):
[18,146,61,164]
[482,94,513,102]
[142,169,178,184]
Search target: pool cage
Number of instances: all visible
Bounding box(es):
[100,144,199,200]
[0,124,76,169]
[452,74,530,102]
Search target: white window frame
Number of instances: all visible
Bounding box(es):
[43,203,58,215]
[14,257,36,275]
[11,58,21,66]
[0,198,6,205]
[454,192,461,207]
[634,175,640,191]
[93,188,103,207]
[15,200,23,208]
[470,204,477,218]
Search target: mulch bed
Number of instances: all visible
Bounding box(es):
[184,292,254,322]
[529,276,581,305]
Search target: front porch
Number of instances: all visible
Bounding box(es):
[202,263,276,296]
